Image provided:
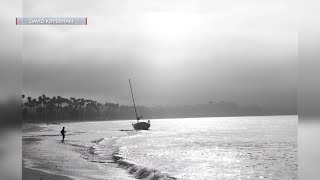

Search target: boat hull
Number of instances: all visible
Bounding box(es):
[132,122,150,130]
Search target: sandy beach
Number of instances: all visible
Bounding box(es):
[22,122,134,180]
[22,124,74,180]
[23,165,73,180]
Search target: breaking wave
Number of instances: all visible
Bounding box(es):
[112,151,176,180]
[86,136,177,180]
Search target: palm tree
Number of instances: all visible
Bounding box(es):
[21,94,122,121]
[37,96,43,121]
[21,94,25,109]
[51,96,57,121]
[36,98,41,119]
[69,97,79,120]
[45,96,56,122]
[26,97,32,119]
[42,94,47,122]
[57,96,62,120]
[22,94,27,120]
[31,98,37,120]
[60,97,68,120]
[78,98,85,120]
[22,94,25,107]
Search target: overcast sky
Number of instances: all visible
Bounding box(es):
[0,0,21,101]
[22,0,297,109]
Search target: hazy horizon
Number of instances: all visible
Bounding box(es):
[22,0,297,112]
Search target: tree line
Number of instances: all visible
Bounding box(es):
[22,94,297,123]
[22,94,137,123]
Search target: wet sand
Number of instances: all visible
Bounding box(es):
[23,166,73,180]
[22,124,74,180]
[22,123,134,180]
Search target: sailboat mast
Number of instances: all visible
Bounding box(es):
[129,79,139,122]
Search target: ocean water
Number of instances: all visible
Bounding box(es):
[23,115,297,180]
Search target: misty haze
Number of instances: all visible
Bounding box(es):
[22,0,297,179]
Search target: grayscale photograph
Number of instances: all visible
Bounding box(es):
[20,0,297,179]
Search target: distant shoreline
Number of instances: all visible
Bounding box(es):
[22,114,298,125]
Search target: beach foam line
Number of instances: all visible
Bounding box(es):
[77,137,118,164]
[112,152,176,180]
[91,137,107,144]
[78,133,175,179]
[87,136,176,179]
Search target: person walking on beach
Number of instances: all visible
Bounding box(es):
[61,127,66,142]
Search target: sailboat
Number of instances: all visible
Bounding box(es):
[129,79,150,130]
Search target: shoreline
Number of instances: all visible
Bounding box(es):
[22,116,297,179]
[23,158,74,180]
[22,114,298,124]
[22,122,135,180]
